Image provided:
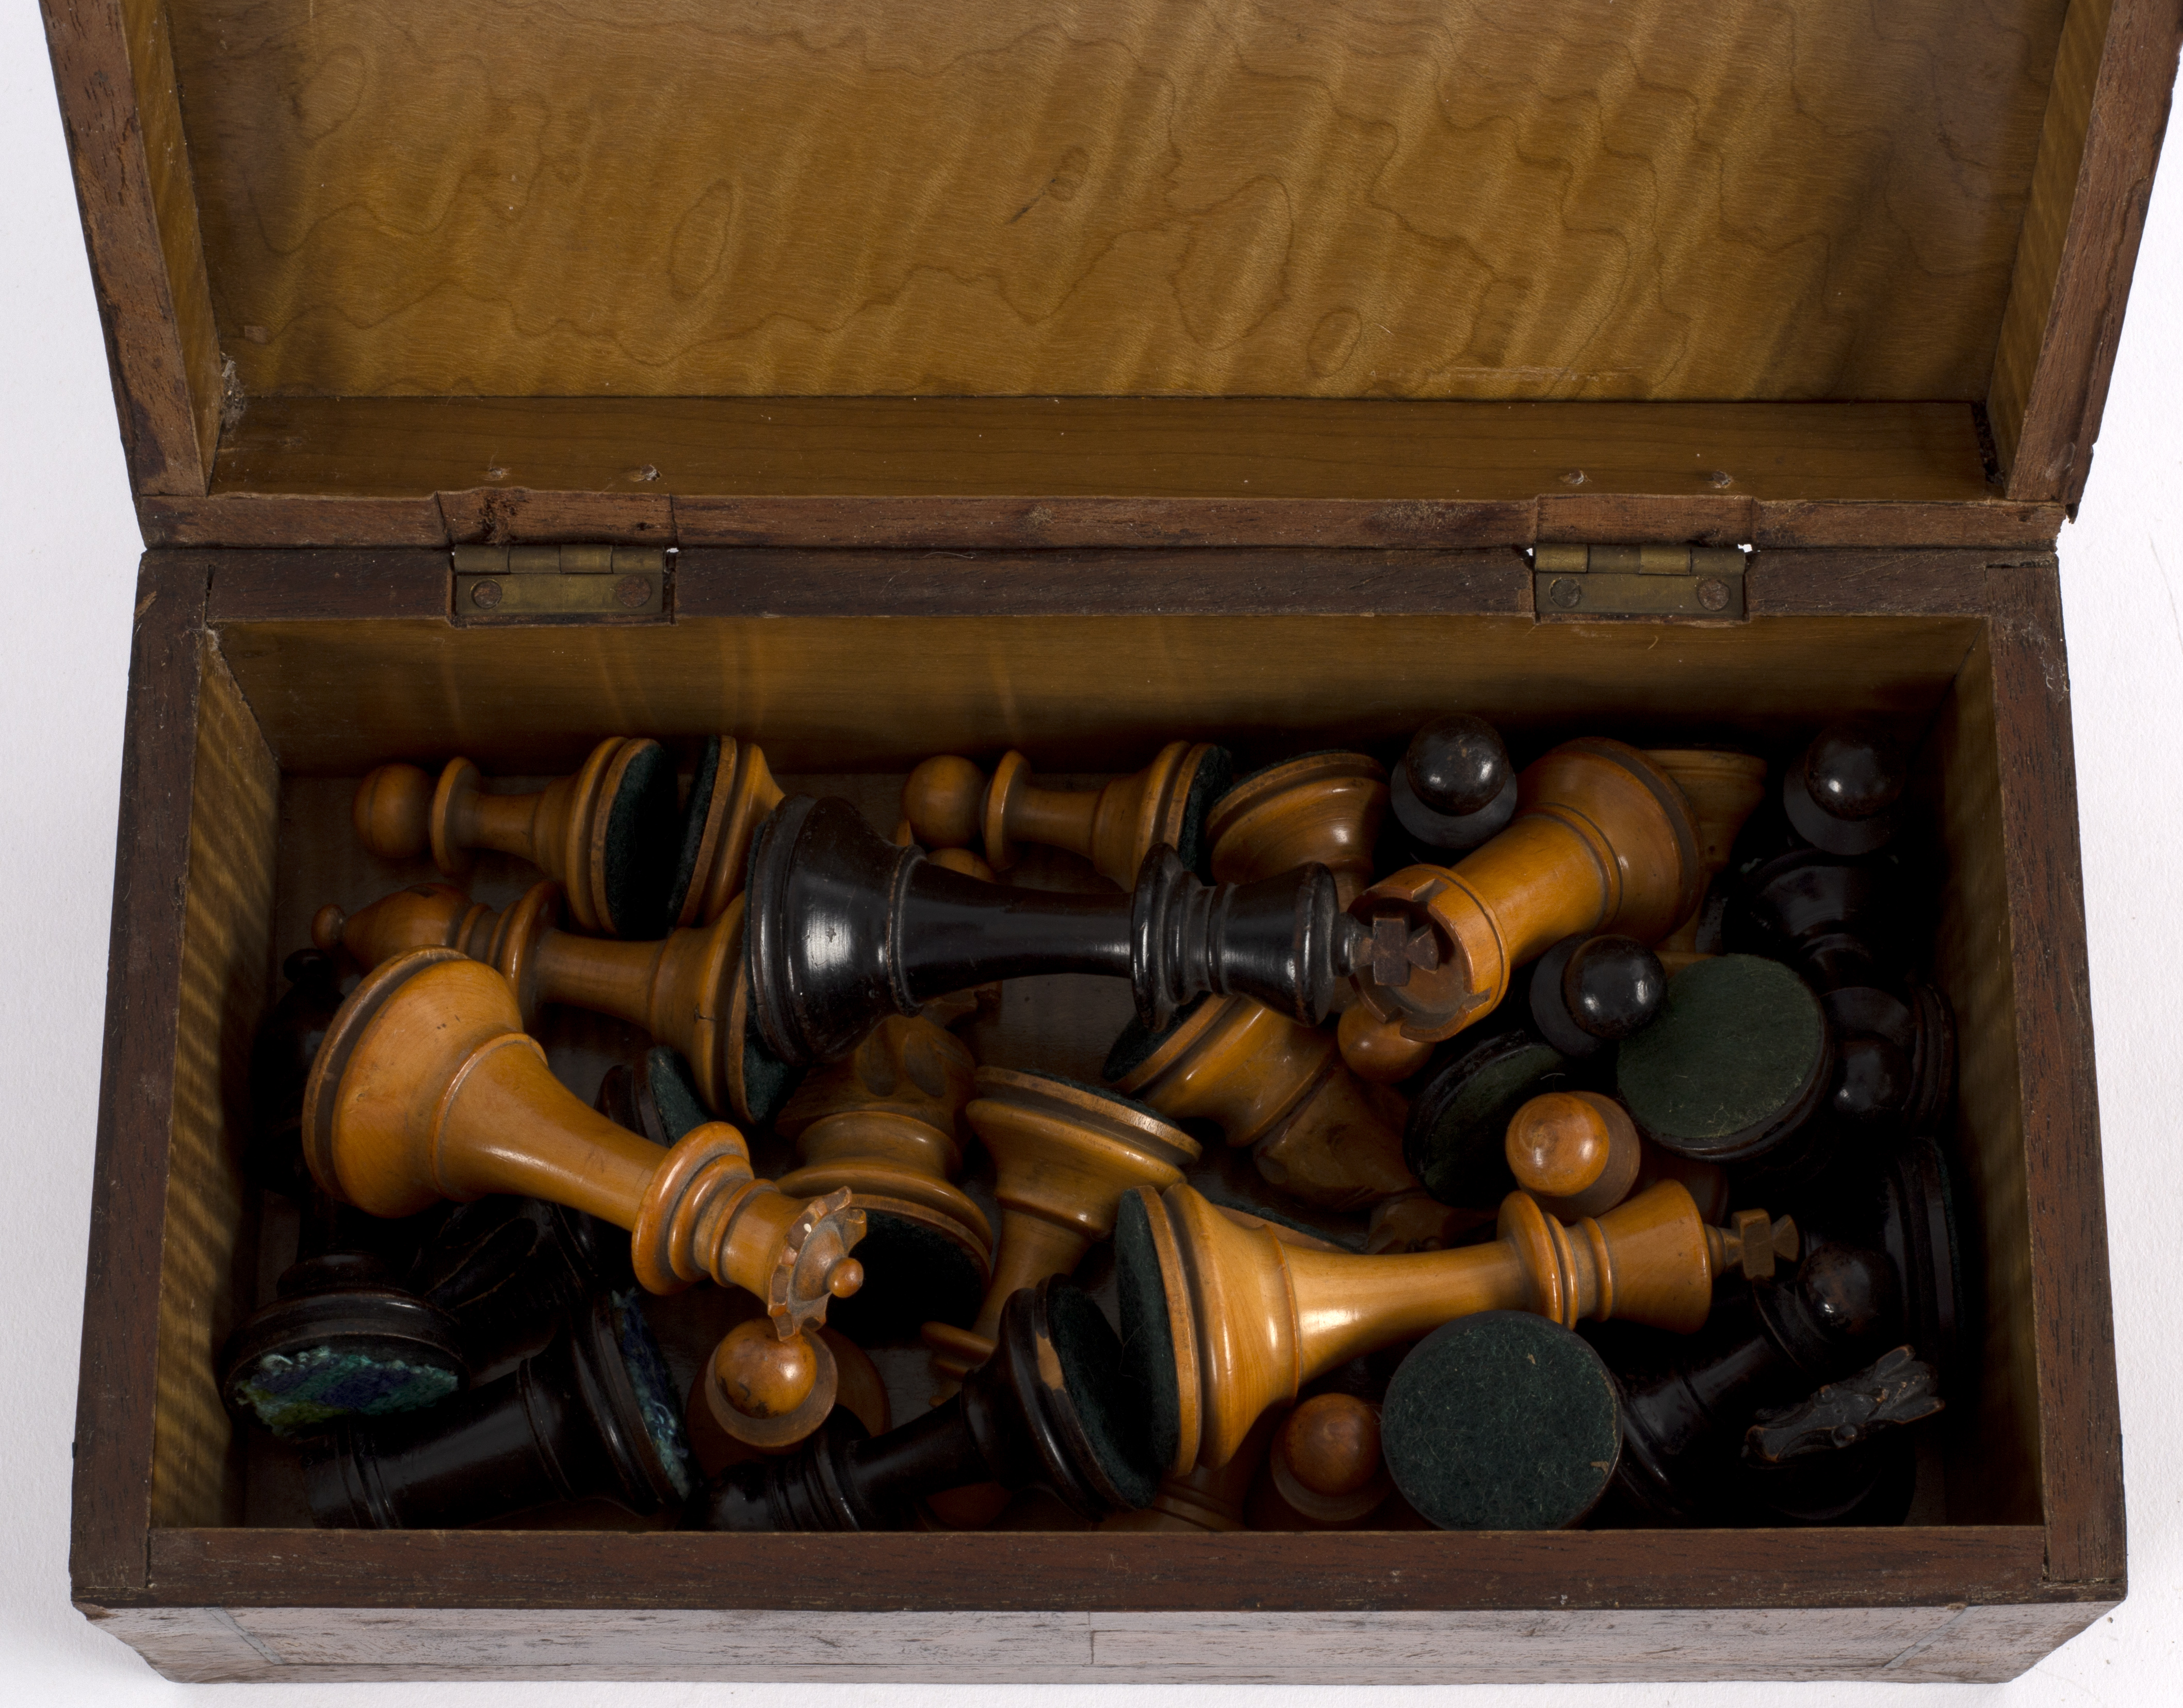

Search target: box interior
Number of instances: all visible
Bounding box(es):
[151,608,2040,1540]
[128,0,2103,504]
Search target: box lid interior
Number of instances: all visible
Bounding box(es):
[52,0,2181,549]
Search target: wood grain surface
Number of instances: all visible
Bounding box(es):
[165,0,2066,403]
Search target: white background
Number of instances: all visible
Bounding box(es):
[3,7,2178,1703]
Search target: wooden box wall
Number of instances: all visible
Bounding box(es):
[39,0,2170,1686]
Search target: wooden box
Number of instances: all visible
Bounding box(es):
[44,0,2170,1684]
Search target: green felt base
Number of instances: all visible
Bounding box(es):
[1046,1280,1160,1510]
[1615,955,1827,1162]
[230,1344,461,1438]
[1174,747,1236,878]
[642,1046,711,1142]
[740,1030,805,1129]
[823,1211,987,1343]
[1403,1032,1576,1209]
[609,1291,696,1501]
[601,740,684,940]
[1380,1311,1621,1530]
[663,735,724,926]
[1114,1189,1182,1477]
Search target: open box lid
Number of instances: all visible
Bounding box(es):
[41,1,2182,554]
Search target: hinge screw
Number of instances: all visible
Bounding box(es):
[1547,577,1584,610]
[1696,577,1730,612]
[615,574,653,609]
[470,579,503,610]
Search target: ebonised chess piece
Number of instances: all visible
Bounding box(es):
[923,1070,1199,1382]
[901,742,1234,888]
[1342,738,1701,1083]
[1117,1176,1785,1472]
[1643,749,1768,971]
[745,794,1366,1067]
[772,1012,991,1342]
[694,1277,1159,1530]
[241,948,350,1202]
[1388,715,1518,855]
[1402,1025,1583,1212]
[1267,1392,1394,1524]
[1730,1344,1938,1526]
[302,1293,694,1528]
[1103,994,1413,1211]
[1780,723,1908,857]
[1205,751,1388,908]
[352,738,681,939]
[671,734,785,927]
[1380,1312,1622,1529]
[301,948,867,1354]
[314,881,802,1128]
[1503,1090,1730,1223]
[1525,932,1666,1061]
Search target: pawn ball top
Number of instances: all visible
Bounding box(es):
[310,904,349,955]
[1403,715,1512,817]
[713,1319,820,1420]
[1561,934,1666,1041]
[827,1257,866,1300]
[1505,1091,1618,1201]
[901,756,988,850]
[1277,1392,1383,1499]
[1829,1033,1911,1126]
[1802,725,1907,823]
[352,762,435,860]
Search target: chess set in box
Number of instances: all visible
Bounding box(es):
[45,0,2167,1684]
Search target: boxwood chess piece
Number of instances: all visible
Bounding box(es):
[303,1293,694,1528]
[1205,750,1388,908]
[1342,738,1700,1083]
[1388,714,1519,855]
[314,881,801,1129]
[902,741,1234,888]
[923,1070,1198,1382]
[772,1013,992,1342]
[1642,749,1769,970]
[1267,1391,1394,1524]
[1504,1090,1730,1223]
[300,949,867,1408]
[745,794,1366,1067]
[1380,1312,1623,1529]
[1402,1025,1584,1212]
[670,734,785,927]
[693,1278,1158,1531]
[1117,1175,1786,1473]
[352,737,681,939]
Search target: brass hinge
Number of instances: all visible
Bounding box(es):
[1533,545,1747,621]
[452,545,668,621]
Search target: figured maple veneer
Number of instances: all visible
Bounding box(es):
[168,2,2064,405]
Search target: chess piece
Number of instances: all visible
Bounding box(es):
[220,1192,468,1436]
[1743,1344,1944,1468]
[1730,1344,1937,1525]
[902,742,1234,888]
[1268,1392,1393,1523]
[1388,715,1518,853]
[1205,751,1388,908]
[1403,1027,1582,1211]
[1343,738,1701,1082]
[1365,1190,1495,1254]
[303,1294,694,1528]
[773,1013,991,1340]
[671,735,785,927]
[314,881,801,1129]
[1643,749,1768,971]
[695,1278,1159,1530]
[687,1324,891,1474]
[700,1316,839,1451]
[1101,1411,1279,1533]
[1781,724,1907,857]
[1380,1312,1621,1529]
[923,1070,1198,1382]
[301,948,867,1350]
[352,738,681,938]
[746,794,1366,1066]
[1525,933,1666,1061]
[1103,995,1413,1211]
[1504,1091,1729,1223]
[1118,1176,1785,1472]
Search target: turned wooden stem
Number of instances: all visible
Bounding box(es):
[922,1069,1198,1380]
[904,742,1220,886]
[300,948,865,1336]
[1135,1176,1756,1470]
[314,880,761,1123]
[352,738,662,936]
[1110,994,1413,1211]
[1206,751,1388,909]
[1344,738,1700,1075]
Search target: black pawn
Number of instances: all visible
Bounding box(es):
[1782,724,1906,857]
[1389,715,1519,855]
[1528,933,1665,1060]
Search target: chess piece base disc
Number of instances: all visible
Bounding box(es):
[1403,1031,1580,1211]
